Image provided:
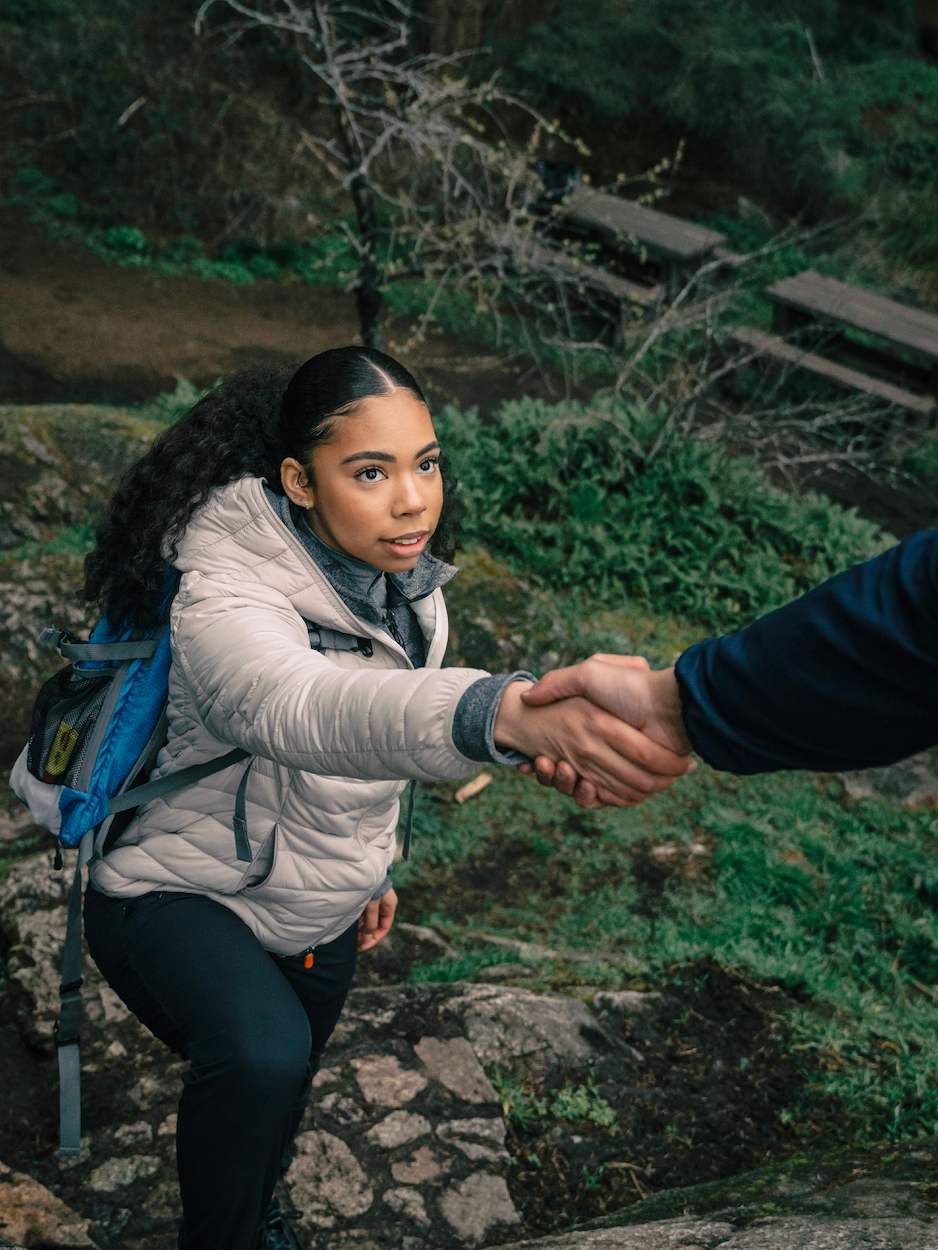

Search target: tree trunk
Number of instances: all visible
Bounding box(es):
[349,173,385,351]
[916,0,938,61]
[427,0,485,53]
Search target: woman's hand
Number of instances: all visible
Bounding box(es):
[493,678,694,809]
[518,657,694,808]
[359,888,398,951]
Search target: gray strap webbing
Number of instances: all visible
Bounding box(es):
[306,623,372,656]
[233,759,254,863]
[401,780,417,862]
[57,748,251,1154]
[56,832,93,1156]
[107,747,250,815]
[39,629,159,662]
[60,640,159,661]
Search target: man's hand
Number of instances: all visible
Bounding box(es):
[518,657,693,807]
[494,679,694,809]
[359,887,398,951]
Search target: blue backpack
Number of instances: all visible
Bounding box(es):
[12,591,250,1157]
[13,592,377,1157]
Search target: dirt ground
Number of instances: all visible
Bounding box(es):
[0,212,553,418]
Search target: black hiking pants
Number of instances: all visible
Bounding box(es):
[84,884,358,1250]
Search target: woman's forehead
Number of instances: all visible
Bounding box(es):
[326,391,435,454]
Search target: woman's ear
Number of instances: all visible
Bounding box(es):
[280,457,315,509]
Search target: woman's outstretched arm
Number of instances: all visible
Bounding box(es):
[171,571,692,805]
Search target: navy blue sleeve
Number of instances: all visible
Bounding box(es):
[674,531,938,773]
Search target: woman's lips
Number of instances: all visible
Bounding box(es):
[379,532,428,556]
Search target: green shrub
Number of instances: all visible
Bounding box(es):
[145,377,207,425]
[489,1067,548,1128]
[902,430,938,488]
[488,1067,617,1131]
[550,1079,618,1129]
[438,396,888,630]
[502,0,938,267]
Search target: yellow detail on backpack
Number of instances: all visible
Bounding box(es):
[44,721,80,782]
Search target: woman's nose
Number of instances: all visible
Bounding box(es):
[393,476,428,516]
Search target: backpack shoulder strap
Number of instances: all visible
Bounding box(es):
[305,621,373,657]
[39,628,159,663]
[55,831,93,1156]
[106,747,251,816]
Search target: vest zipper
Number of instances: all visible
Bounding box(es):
[385,610,406,653]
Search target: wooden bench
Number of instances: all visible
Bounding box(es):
[558,188,726,298]
[756,270,938,416]
[767,271,938,366]
[732,326,936,416]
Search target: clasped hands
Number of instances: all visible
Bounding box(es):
[493,655,694,810]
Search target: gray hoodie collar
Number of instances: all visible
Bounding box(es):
[264,487,456,626]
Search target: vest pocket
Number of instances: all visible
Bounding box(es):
[239,824,277,891]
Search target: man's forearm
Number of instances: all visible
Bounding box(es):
[675,531,938,773]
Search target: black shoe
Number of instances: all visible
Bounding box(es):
[258,1196,303,1250]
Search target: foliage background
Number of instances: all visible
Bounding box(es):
[4,0,938,275]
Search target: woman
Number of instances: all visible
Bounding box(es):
[80,346,688,1249]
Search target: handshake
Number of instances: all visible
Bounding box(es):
[493,655,694,810]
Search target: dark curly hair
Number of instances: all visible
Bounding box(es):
[83,346,461,632]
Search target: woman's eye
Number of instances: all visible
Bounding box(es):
[417,457,438,474]
[356,466,385,482]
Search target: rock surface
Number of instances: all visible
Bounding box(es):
[505,1149,938,1250]
[0,1159,97,1248]
[0,853,569,1248]
[840,749,938,808]
[0,406,162,767]
[3,850,937,1250]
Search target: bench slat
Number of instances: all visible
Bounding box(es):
[521,243,663,307]
[732,326,936,415]
[561,188,725,261]
[766,271,938,361]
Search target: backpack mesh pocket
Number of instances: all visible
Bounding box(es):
[27,666,115,787]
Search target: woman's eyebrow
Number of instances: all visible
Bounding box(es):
[341,450,396,465]
[340,439,440,466]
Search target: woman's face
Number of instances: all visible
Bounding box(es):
[280,389,443,573]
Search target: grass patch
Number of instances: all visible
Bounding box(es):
[408,945,523,984]
[5,521,96,563]
[399,757,938,1144]
[491,1068,616,1132]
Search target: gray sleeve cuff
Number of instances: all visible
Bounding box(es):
[452,671,537,766]
[371,872,394,901]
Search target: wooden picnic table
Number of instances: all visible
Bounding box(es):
[767,270,938,366]
[732,326,935,417]
[562,188,725,260]
[558,188,727,298]
[741,269,938,416]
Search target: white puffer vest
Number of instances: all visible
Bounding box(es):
[90,476,488,954]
